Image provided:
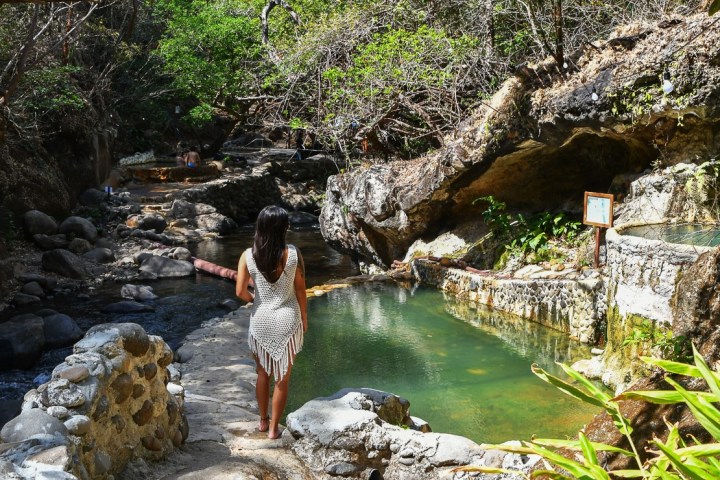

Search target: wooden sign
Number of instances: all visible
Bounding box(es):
[583,192,614,228]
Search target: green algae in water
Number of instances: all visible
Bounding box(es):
[288,283,601,444]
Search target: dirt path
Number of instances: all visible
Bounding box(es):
[119,308,314,480]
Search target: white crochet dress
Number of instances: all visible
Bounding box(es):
[246,245,303,382]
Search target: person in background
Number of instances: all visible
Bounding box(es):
[184,146,201,168]
[235,206,308,439]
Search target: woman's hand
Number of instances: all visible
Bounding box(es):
[294,249,308,334]
[236,252,254,303]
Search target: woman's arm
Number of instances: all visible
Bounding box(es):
[236,251,254,303]
[294,249,308,332]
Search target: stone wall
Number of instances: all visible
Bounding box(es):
[605,226,711,325]
[0,323,187,479]
[169,167,282,225]
[412,260,605,343]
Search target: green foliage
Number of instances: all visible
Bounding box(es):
[623,319,691,363]
[155,0,270,123]
[474,196,582,262]
[460,346,720,479]
[19,66,86,121]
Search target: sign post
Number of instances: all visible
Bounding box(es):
[583,192,614,268]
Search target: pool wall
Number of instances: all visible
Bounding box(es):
[412,260,605,343]
[606,225,711,325]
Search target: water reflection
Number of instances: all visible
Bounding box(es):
[289,283,599,444]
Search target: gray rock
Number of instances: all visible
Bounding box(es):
[23,210,58,238]
[12,293,41,305]
[0,409,67,443]
[42,314,83,348]
[324,462,359,476]
[0,314,45,369]
[288,211,319,228]
[32,233,69,250]
[18,274,57,290]
[101,301,155,313]
[21,281,46,298]
[120,284,159,301]
[41,250,87,279]
[78,188,108,206]
[139,256,194,278]
[58,216,97,243]
[137,213,168,233]
[64,415,91,436]
[95,237,116,250]
[169,199,216,219]
[82,248,115,264]
[41,379,86,408]
[68,238,93,255]
[46,406,69,419]
[169,247,192,261]
[76,323,151,357]
[195,213,237,235]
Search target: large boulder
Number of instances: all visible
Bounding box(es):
[320,13,720,267]
[672,248,720,364]
[82,247,115,264]
[33,233,69,250]
[59,216,98,243]
[22,210,58,238]
[139,256,194,278]
[0,409,67,443]
[168,199,216,219]
[41,249,88,279]
[43,314,83,348]
[286,388,537,479]
[194,213,237,235]
[0,314,45,370]
[136,213,168,234]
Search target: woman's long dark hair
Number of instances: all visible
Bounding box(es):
[252,206,289,282]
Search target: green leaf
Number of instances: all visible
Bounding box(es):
[530,470,575,480]
[664,376,720,440]
[527,444,594,478]
[531,438,633,457]
[451,465,527,476]
[710,0,720,15]
[654,438,716,479]
[615,390,719,404]
[531,365,606,408]
[608,470,648,478]
[675,442,720,458]
[640,356,702,377]
[579,432,600,467]
[692,344,720,400]
[559,363,612,403]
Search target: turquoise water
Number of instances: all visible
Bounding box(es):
[623,224,720,247]
[288,282,600,444]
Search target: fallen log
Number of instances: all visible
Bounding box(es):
[194,258,237,281]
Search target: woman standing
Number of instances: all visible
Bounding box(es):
[236,206,308,439]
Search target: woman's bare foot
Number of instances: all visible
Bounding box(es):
[259,416,269,432]
[268,427,282,439]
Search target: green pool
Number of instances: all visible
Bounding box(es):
[288,282,600,444]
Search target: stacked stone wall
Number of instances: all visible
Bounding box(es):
[605,226,710,325]
[169,167,283,224]
[0,323,186,479]
[412,260,605,343]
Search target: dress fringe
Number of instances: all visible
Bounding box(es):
[249,324,304,382]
